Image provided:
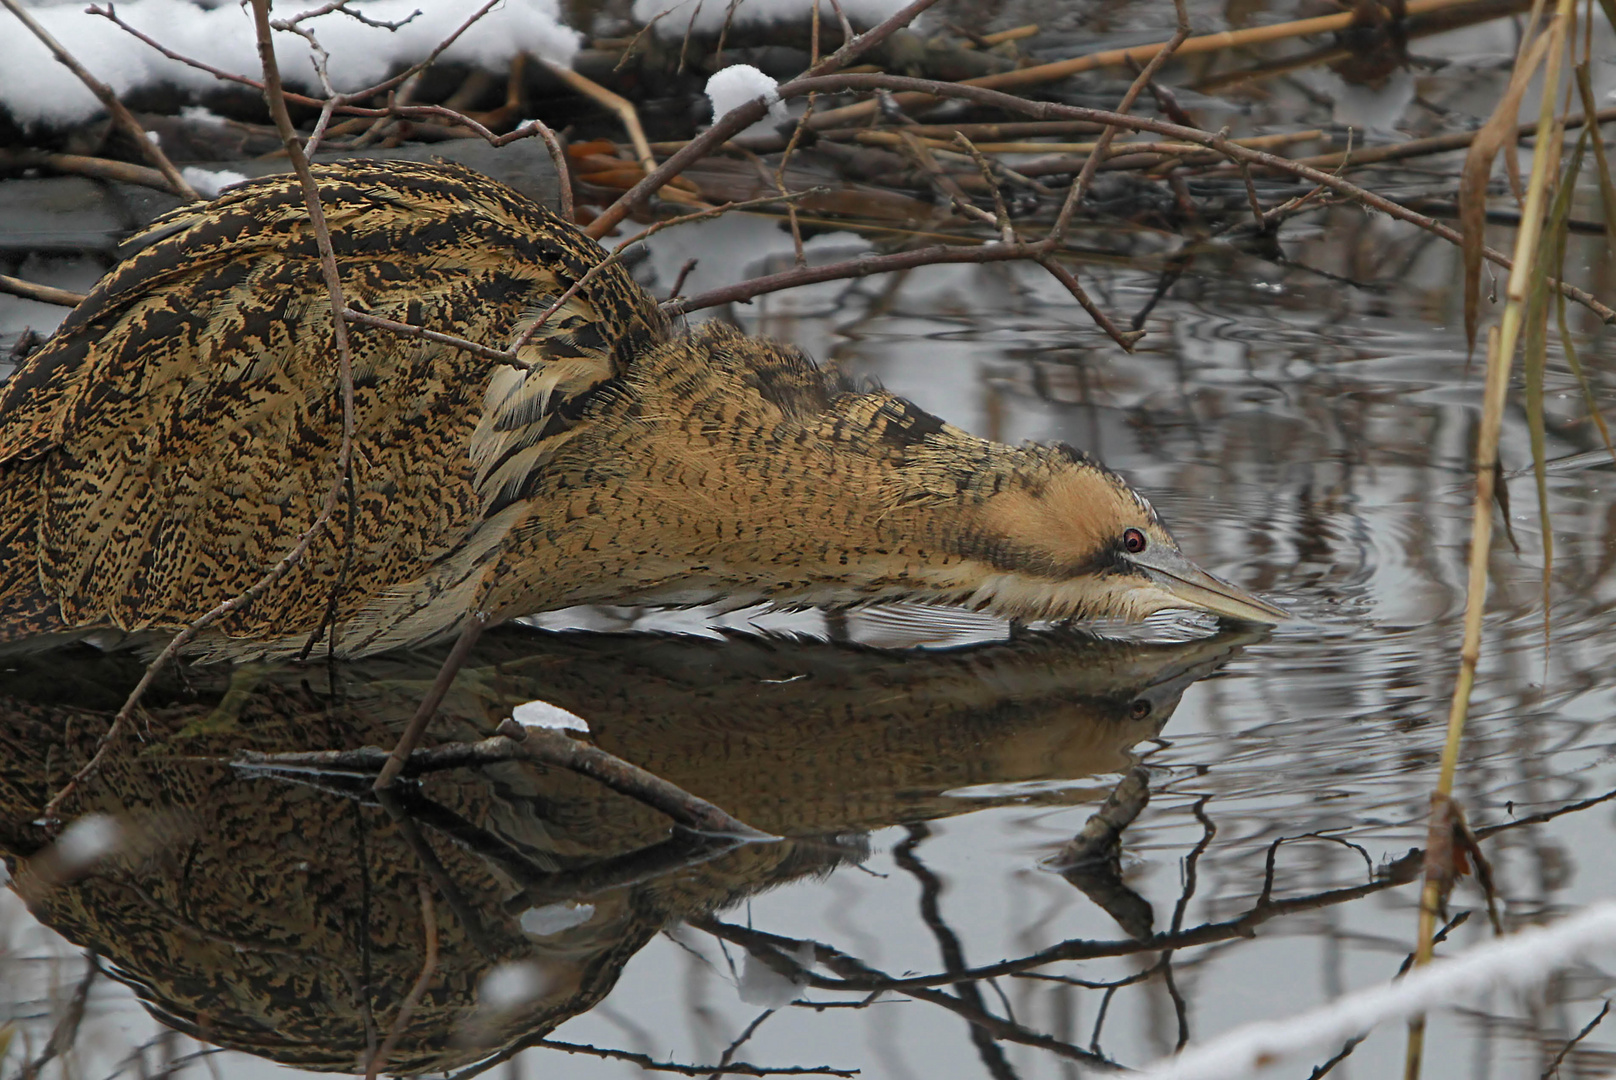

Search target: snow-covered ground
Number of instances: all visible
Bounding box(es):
[2,0,578,127]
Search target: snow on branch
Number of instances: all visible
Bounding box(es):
[1136,901,1616,1080]
[1,0,578,127]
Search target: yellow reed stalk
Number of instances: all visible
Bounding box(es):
[1402,3,1575,1078]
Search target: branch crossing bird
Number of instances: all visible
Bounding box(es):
[0,159,1282,660]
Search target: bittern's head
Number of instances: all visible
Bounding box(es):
[923,441,1286,626]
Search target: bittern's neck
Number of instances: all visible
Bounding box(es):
[500,388,1041,617]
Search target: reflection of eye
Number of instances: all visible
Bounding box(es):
[1122,528,1147,554]
[1130,699,1152,719]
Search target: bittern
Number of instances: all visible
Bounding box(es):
[0,159,1282,661]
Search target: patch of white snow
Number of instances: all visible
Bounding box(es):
[478,960,553,1010]
[705,62,788,124]
[511,698,590,733]
[519,901,595,936]
[53,813,122,872]
[2,0,579,127]
[181,165,248,198]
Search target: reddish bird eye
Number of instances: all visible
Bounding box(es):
[1122,528,1147,554]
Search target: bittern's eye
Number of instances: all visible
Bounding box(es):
[1122,527,1147,554]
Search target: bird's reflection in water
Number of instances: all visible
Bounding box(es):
[0,622,1258,1074]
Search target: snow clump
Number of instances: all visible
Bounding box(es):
[2,0,579,128]
[705,63,789,125]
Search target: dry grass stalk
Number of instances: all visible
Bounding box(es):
[1457,11,1554,351]
[1403,4,1577,1078]
[542,59,657,173]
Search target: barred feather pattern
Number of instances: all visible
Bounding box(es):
[0,159,665,657]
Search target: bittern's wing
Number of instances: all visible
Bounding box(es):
[0,159,667,647]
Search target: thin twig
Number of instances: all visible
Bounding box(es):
[342,307,532,369]
[955,134,1014,241]
[373,612,488,790]
[367,882,439,1080]
[1049,0,1189,244]
[667,257,700,300]
[513,188,825,354]
[280,1,423,32]
[1037,257,1145,351]
[537,1040,856,1078]
[584,0,942,239]
[1541,1000,1609,1080]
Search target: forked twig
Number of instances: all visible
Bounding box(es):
[1049,0,1190,244]
[584,0,942,239]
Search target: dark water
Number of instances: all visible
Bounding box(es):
[5,13,1616,1080]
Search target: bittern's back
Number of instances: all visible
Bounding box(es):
[0,158,666,655]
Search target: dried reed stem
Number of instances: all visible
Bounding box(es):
[1403,4,1576,1078]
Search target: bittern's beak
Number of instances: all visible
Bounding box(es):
[1131,545,1287,624]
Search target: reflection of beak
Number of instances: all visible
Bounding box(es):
[1132,546,1287,624]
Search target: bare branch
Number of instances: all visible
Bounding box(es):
[1037,256,1145,351]
[0,274,85,308]
[663,239,1039,316]
[242,723,772,838]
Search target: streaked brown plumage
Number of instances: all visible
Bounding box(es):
[0,159,1281,660]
